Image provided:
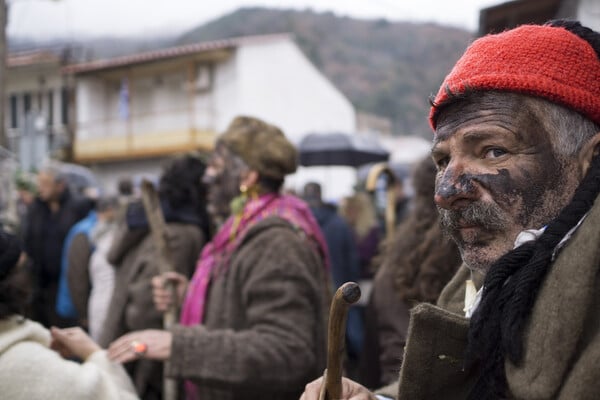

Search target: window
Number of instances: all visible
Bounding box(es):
[37,91,43,111]
[60,87,68,125]
[47,90,54,126]
[23,93,31,115]
[9,94,17,129]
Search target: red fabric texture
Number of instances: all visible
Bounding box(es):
[429,24,600,131]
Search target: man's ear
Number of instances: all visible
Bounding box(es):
[578,132,600,178]
[239,170,259,189]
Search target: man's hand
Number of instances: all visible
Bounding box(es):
[152,271,189,311]
[300,376,378,400]
[107,329,173,363]
[50,326,101,361]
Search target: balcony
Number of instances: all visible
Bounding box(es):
[74,106,217,163]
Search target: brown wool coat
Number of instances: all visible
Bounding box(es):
[99,222,205,399]
[377,195,600,400]
[167,216,330,400]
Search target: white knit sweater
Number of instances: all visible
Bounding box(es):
[0,316,138,399]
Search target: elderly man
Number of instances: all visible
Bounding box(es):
[301,19,600,400]
[108,116,331,400]
[24,164,91,328]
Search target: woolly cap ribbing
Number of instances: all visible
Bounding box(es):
[218,116,297,180]
[429,24,600,130]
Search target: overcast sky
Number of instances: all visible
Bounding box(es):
[7,0,507,39]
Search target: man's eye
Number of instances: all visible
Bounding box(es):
[434,156,450,170]
[484,148,507,158]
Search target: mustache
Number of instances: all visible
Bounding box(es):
[439,201,510,233]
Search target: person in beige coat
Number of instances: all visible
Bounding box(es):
[99,155,209,399]
[302,19,600,400]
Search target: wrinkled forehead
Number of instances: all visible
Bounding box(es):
[432,91,537,144]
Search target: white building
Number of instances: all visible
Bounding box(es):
[5,50,73,171]
[65,34,356,194]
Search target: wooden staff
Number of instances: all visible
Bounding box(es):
[319,282,361,400]
[140,179,177,400]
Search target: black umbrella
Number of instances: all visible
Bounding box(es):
[298,132,390,167]
[60,163,101,194]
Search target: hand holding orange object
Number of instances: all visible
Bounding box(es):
[108,329,172,363]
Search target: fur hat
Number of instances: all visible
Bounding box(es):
[429,22,600,130]
[218,116,297,180]
[0,230,22,281]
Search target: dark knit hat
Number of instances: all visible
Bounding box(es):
[0,230,22,281]
[429,23,600,130]
[218,116,297,180]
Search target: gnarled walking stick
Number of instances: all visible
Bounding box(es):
[140,180,177,400]
[319,282,361,400]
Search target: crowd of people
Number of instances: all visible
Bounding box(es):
[0,18,599,400]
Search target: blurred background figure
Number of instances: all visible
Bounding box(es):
[303,182,360,290]
[57,196,120,337]
[85,196,119,341]
[359,156,462,388]
[99,154,209,400]
[0,227,138,400]
[117,177,135,202]
[14,171,37,240]
[109,116,331,400]
[339,191,382,280]
[55,201,99,325]
[390,175,411,226]
[23,163,92,328]
[303,181,363,375]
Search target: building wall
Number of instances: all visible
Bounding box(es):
[74,64,218,163]
[6,65,65,128]
[5,64,69,169]
[76,77,109,139]
[212,56,240,132]
[74,37,358,200]
[216,39,356,143]
[578,0,600,30]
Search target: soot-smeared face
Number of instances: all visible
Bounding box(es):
[202,143,248,223]
[431,94,580,272]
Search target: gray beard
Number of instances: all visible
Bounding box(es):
[438,201,510,237]
[438,201,511,272]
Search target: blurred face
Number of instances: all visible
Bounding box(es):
[17,189,35,205]
[431,94,581,272]
[37,172,65,202]
[202,144,247,221]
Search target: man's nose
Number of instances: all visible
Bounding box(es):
[434,168,479,210]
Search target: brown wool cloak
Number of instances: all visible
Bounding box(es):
[167,216,330,400]
[99,222,204,398]
[377,194,600,400]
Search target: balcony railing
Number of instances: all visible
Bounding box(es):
[74,106,217,162]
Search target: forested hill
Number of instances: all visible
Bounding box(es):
[178,8,474,137]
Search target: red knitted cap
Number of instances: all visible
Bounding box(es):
[429,24,600,131]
